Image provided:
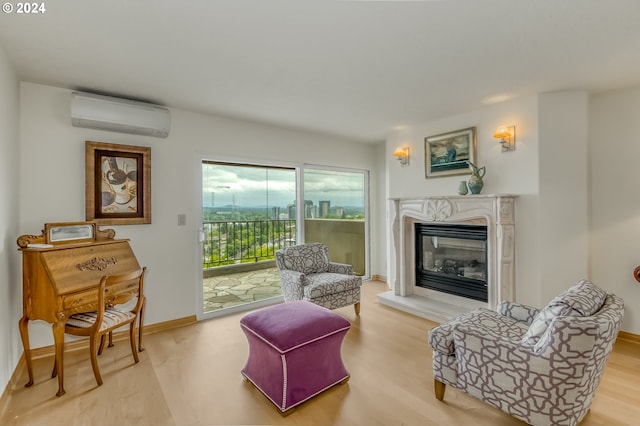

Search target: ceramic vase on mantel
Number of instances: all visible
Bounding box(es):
[457,180,469,195]
[467,161,486,194]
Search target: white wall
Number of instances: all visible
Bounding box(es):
[18,82,382,349]
[384,93,605,327]
[386,95,544,305]
[590,86,640,333]
[372,142,387,278]
[538,92,590,302]
[0,45,21,395]
[386,97,539,199]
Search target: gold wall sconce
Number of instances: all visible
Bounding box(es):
[393,146,409,166]
[493,125,516,152]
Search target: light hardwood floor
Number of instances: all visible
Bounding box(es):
[2,280,639,425]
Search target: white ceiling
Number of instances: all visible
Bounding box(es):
[1,0,640,143]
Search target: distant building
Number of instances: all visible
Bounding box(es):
[271,206,281,220]
[334,206,344,218]
[319,200,330,217]
[304,200,315,218]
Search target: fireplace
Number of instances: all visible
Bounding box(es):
[415,223,488,302]
[379,195,516,323]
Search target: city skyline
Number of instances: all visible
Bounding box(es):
[202,163,365,209]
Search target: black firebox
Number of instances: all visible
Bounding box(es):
[415,223,488,302]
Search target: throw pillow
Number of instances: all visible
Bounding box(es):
[521,279,607,345]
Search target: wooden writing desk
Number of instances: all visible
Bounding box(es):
[17,222,143,397]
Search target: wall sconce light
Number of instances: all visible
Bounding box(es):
[493,125,516,152]
[393,147,410,166]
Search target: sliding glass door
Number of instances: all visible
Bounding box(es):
[199,161,368,319]
[201,162,296,317]
[302,167,367,277]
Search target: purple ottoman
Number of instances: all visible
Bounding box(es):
[240,300,351,413]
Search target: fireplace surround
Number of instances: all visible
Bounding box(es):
[379,194,516,323]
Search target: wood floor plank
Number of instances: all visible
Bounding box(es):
[1,280,638,425]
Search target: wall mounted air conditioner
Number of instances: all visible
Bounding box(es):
[71,91,170,138]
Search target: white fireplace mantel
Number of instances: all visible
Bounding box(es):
[379,194,516,323]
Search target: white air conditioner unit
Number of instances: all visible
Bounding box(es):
[71,91,170,138]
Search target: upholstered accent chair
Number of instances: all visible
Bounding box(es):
[275,243,362,314]
[428,280,624,426]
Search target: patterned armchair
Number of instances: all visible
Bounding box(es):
[275,243,362,315]
[428,280,624,426]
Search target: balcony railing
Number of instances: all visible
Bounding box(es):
[202,218,366,276]
[202,219,296,268]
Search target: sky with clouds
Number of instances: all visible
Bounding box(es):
[202,163,365,209]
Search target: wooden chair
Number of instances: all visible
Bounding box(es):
[97,294,147,355]
[53,267,146,386]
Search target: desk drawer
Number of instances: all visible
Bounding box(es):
[62,289,98,313]
[62,279,138,314]
[105,279,139,304]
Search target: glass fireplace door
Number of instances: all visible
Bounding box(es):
[415,223,488,301]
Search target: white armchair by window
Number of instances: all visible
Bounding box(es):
[275,243,362,315]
